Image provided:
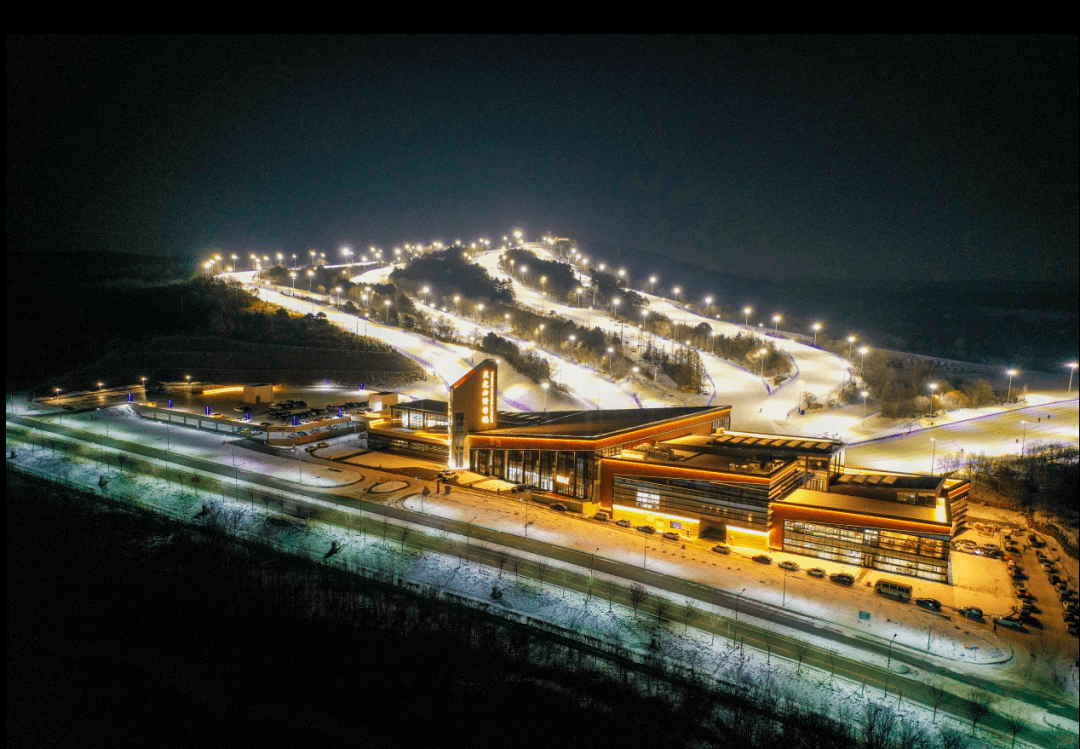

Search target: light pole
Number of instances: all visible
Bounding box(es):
[847,336,856,359]
[759,348,768,377]
[477,303,484,323]
[743,307,751,327]
[1020,420,1028,455]
[859,346,868,376]
[649,276,657,294]
[576,287,583,308]
[421,286,429,305]
[773,314,781,333]
[1006,369,1017,404]
[568,334,576,362]
[384,300,391,324]
[307,269,314,291]
[541,382,549,412]
[861,390,869,417]
[704,296,713,318]
[928,383,937,418]
[673,286,681,306]
[290,272,297,294]
[812,322,821,345]
[1068,362,1078,394]
[607,347,614,376]
[887,632,899,670]
[930,438,937,475]
[734,587,748,640]
[612,298,620,320]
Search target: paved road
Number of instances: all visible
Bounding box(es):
[8,413,1078,745]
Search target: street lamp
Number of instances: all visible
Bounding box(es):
[1068,362,1079,394]
[568,334,576,362]
[607,346,614,376]
[743,307,752,327]
[773,314,781,333]
[928,383,937,418]
[290,272,297,293]
[812,322,821,345]
[384,299,391,323]
[759,348,768,377]
[477,303,485,322]
[1006,369,1017,404]
[612,298,620,319]
[649,276,657,294]
[861,390,868,417]
[930,438,937,475]
[541,381,549,411]
[576,287,583,307]
[734,587,748,639]
[887,633,898,670]
[859,346,869,376]
[847,336,856,359]
[421,286,429,305]
[673,286,681,306]
[1020,420,1028,455]
[704,296,713,317]
[307,269,314,291]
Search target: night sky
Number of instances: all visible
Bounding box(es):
[7,35,1078,282]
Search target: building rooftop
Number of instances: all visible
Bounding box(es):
[485,406,727,439]
[661,431,842,458]
[832,471,944,492]
[391,399,449,415]
[776,488,950,527]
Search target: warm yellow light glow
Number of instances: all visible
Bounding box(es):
[201,386,245,395]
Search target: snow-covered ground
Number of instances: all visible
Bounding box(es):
[6,415,1075,747]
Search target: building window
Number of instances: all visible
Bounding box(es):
[636,491,660,510]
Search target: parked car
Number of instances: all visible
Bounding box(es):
[509,484,530,493]
[807,568,826,578]
[916,598,942,611]
[638,525,656,534]
[959,606,984,619]
[1014,587,1032,601]
[550,503,567,512]
[662,531,681,541]
[615,519,632,528]
[830,573,855,586]
[594,512,609,521]
[317,442,329,448]
[711,544,730,554]
[994,615,1024,630]
[752,554,772,565]
[778,561,800,572]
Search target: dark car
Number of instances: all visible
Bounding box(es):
[778,561,799,572]
[916,598,942,611]
[830,573,855,586]
[638,525,656,534]
[959,606,984,619]
[509,484,530,493]
[712,544,730,554]
[615,519,632,528]
[1014,587,1032,601]
[752,554,772,565]
[807,568,826,578]
[662,531,681,541]
[550,503,568,512]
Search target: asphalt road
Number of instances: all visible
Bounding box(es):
[8,413,1079,745]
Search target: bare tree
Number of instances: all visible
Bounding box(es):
[928,682,949,722]
[496,550,509,578]
[1003,711,1024,749]
[861,702,897,749]
[937,724,970,749]
[400,526,409,551]
[793,642,809,676]
[629,582,647,616]
[536,560,547,589]
[683,599,700,633]
[966,689,992,736]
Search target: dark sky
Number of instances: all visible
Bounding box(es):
[7,35,1078,282]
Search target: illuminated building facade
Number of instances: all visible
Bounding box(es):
[362,361,969,582]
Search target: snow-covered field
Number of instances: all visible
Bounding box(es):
[8,403,1078,747]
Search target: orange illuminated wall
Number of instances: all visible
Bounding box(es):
[768,503,951,551]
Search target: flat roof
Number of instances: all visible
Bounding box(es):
[483,406,728,439]
[391,399,449,415]
[661,431,841,457]
[777,488,948,526]
[833,472,944,491]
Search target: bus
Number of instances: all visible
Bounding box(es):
[875,579,913,602]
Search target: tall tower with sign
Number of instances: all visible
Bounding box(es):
[448,359,498,468]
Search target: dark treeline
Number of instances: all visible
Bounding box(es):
[10,473,975,749]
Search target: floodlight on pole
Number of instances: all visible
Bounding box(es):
[773,314,781,333]
[847,336,856,359]
[1006,369,1017,404]
[1069,362,1078,394]
[812,322,821,345]
[541,381,549,411]
[743,307,752,327]
[928,383,937,418]
[607,347,614,376]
